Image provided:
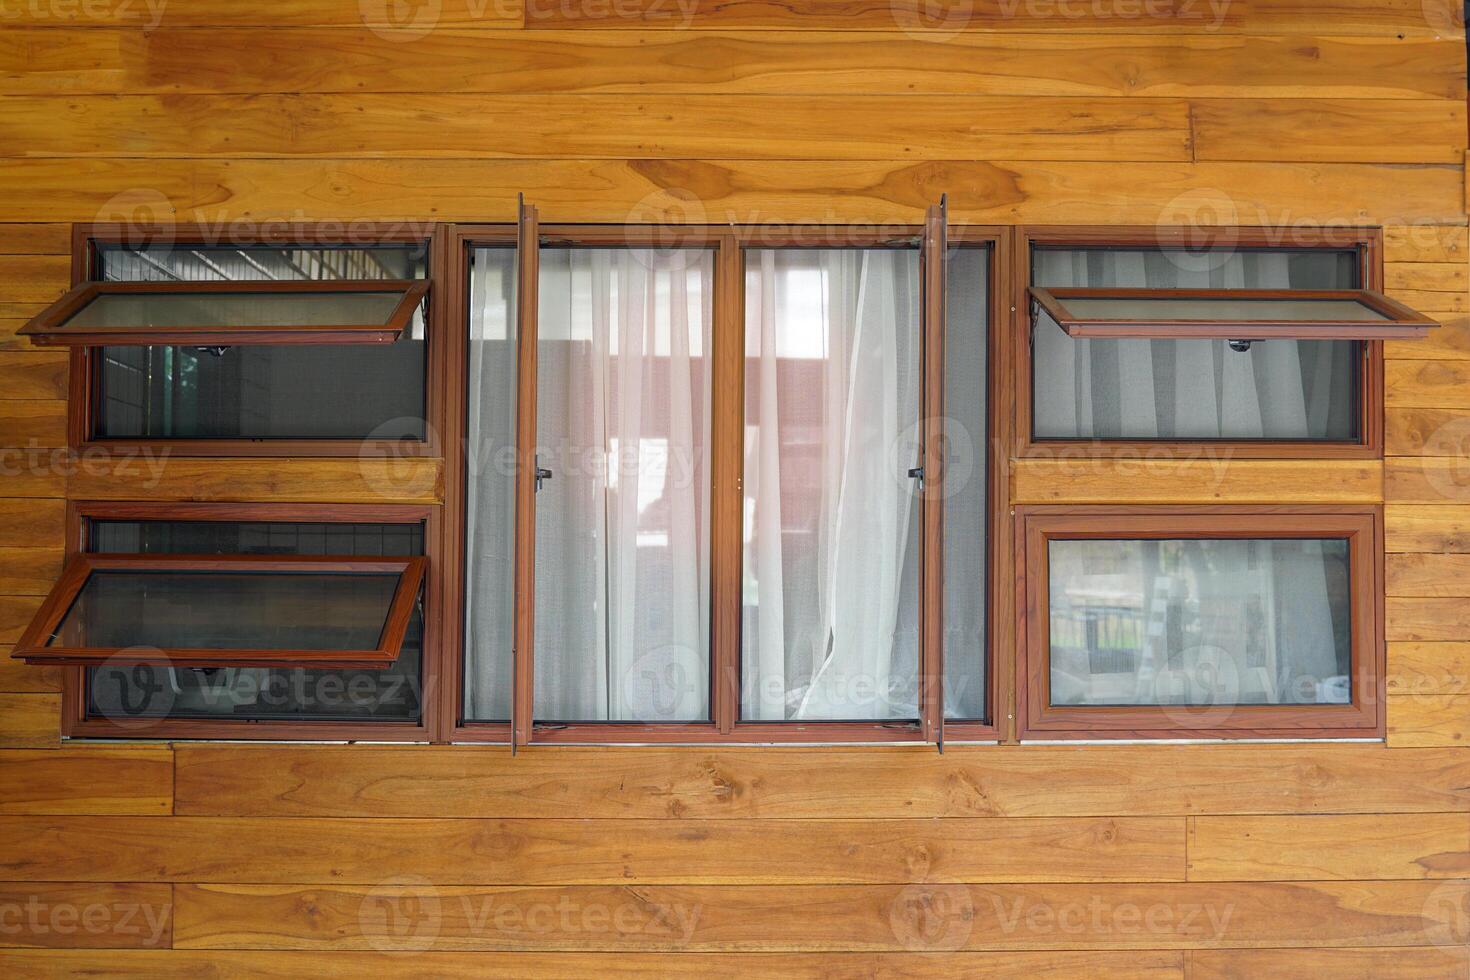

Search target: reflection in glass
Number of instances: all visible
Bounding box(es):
[742,248,920,721]
[1047,537,1352,707]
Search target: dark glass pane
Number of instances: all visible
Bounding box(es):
[1060,295,1388,322]
[93,244,426,441]
[53,570,400,651]
[1048,537,1352,707]
[85,519,424,724]
[943,246,988,721]
[67,290,406,330]
[1032,248,1361,442]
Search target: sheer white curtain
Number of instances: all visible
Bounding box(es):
[742,248,921,721]
[534,248,712,721]
[1033,249,1357,440]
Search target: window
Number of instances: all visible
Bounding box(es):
[453,209,999,743]
[1017,506,1381,739]
[1022,230,1389,449]
[45,232,433,446]
[54,504,436,739]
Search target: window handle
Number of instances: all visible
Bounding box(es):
[534,459,553,493]
[908,465,925,491]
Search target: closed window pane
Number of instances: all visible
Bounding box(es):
[463,247,518,723]
[742,248,921,721]
[944,246,988,720]
[1048,537,1352,707]
[1033,248,1361,441]
[94,244,427,441]
[85,520,424,723]
[534,248,713,722]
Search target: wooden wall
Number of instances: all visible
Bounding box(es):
[1,2,1469,975]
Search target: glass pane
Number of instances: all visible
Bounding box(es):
[742,248,921,721]
[54,569,400,651]
[1033,248,1361,441]
[534,248,713,723]
[1060,295,1388,322]
[1048,537,1352,708]
[66,290,406,330]
[944,246,988,721]
[85,519,424,723]
[463,247,518,723]
[95,244,427,441]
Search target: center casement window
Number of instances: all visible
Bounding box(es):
[455,207,999,743]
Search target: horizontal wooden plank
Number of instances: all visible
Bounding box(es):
[0,0,521,27]
[1388,694,1470,747]
[1387,597,1470,641]
[1384,225,1469,263]
[1388,643,1470,695]
[0,693,57,749]
[0,353,67,401]
[2,29,1462,100]
[0,883,171,949]
[0,749,171,815]
[0,500,63,549]
[1385,261,1470,292]
[1011,459,1381,504]
[0,815,1186,884]
[0,949,1188,979]
[0,549,62,595]
[0,158,1461,226]
[523,0,1462,36]
[1191,946,1470,979]
[1188,814,1470,880]
[1386,504,1470,551]
[0,402,67,450]
[0,597,45,643]
[1388,288,1468,313]
[174,744,1470,818]
[1386,360,1470,409]
[66,457,442,504]
[1385,315,1470,361]
[0,256,68,304]
[171,880,1470,951]
[1385,458,1470,504]
[0,94,1194,161]
[1385,407,1470,455]
[1388,553,1470,596]
[0,225,68,255]
[1191,98,1466,163]
[0,656,62,695]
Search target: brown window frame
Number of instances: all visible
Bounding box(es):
[1015,504,1384,741]
[57,501,445,742]
[1015,226,1387,460]
[14,552,425,670]
[444,212,1006,745]
[1028,285,1434,341]
[62,223,446,458]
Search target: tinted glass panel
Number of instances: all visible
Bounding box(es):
[53,570,399,650]
[86,519,424,723]
[1048,537,1352,707]
[1060,296,1387,322]
[94,244,426,441]
[67,290,405,330]
[1033,248,1361,441]
[741,248,921,721]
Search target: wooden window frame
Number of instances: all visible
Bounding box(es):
[64,223,447,459]
[1015,504,1384,741]
[15,552,425,670]
[58,501,444,742]
[1028,286,1434,341]
[1014,225,1386,460]
[444,217,1005,745]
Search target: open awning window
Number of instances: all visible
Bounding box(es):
[1029,286,1437,343]
[12,554,426,669]
[19,279,430,346]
